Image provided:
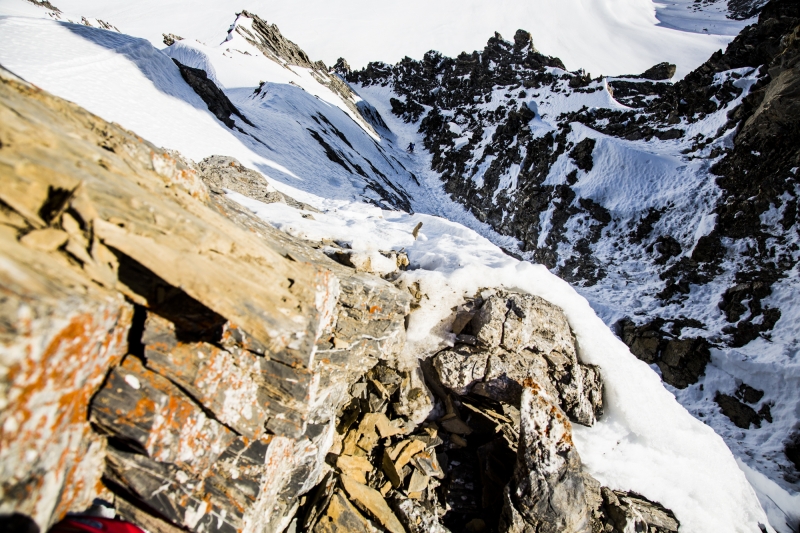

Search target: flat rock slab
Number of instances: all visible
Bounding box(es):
[92,356,236,473]
[313,489,371,533]
[340,474,405,533]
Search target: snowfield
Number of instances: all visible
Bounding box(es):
[0,2,785,532]
[1,0,750,78]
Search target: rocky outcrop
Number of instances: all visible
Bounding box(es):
[162,33,183,46]
[233,11,384,139]
[435,291,603,426]
[0,65,410,532]
[198,154,319,211]
[727,0,769,20]
[617,319,711,389]
[594,486,679,533]
[172,59,254,129]
[0,30,687,533]
[350,0,800,486]
[638,62,677,80]
[500,384,591,533]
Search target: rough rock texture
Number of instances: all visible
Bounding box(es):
[595,486,679,533]
[162,33,183,46]
[0,65,410,532]
[435,291,603,426]
[198,155,319,212]
[0,227,132,530]
[172,59,254,129]
[638,62,677,80]
[234,10,384,139]
[500,384,591,533]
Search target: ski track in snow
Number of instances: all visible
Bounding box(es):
[0,3,787,532]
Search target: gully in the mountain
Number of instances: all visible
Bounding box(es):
[349,0,800,499]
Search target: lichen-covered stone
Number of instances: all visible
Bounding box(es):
[104,434,295,533]
[0,65,411,532]
[0,229,132,531]
[92,356,237,472]
[500,383,591,533]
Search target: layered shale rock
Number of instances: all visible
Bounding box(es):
[0,65,408,532]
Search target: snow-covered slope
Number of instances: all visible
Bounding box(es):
[0,4,782,532]
[0,0,749,78]
[655,0,768,34]
[0,14,425,213]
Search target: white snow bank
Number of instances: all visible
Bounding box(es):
[0,16,252,164]
[0,16,415,207]
[3,0,740,78]
[230,192,772,533]
[0,9,774,532]
[655,0,760,36]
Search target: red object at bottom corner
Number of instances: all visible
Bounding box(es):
[49,516,146,533]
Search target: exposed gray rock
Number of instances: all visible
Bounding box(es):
[638,62,677,80]
[391,496,450,533]
[600,487,679,533]
[162,33,183,46]
[235,11,385,138]
[197,155,320,212]
[434,346,488,396]
[618,318,711,389]
[440,291,603,426]
[715,392,765,429]
[500,384,591,533]
[658,337,711,389]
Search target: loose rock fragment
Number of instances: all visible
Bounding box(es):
[340,474,406,533]
[313,489,371,533]
[19,228,69,251]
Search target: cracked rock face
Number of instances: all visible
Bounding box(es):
[435,290,603,426]
[500,384,591,533]
[0,66,409,532]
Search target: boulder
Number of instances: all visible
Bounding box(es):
[658,337,711,389]
[601,487,679,533]
[435,291,602,426]
[638,62,677,80]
